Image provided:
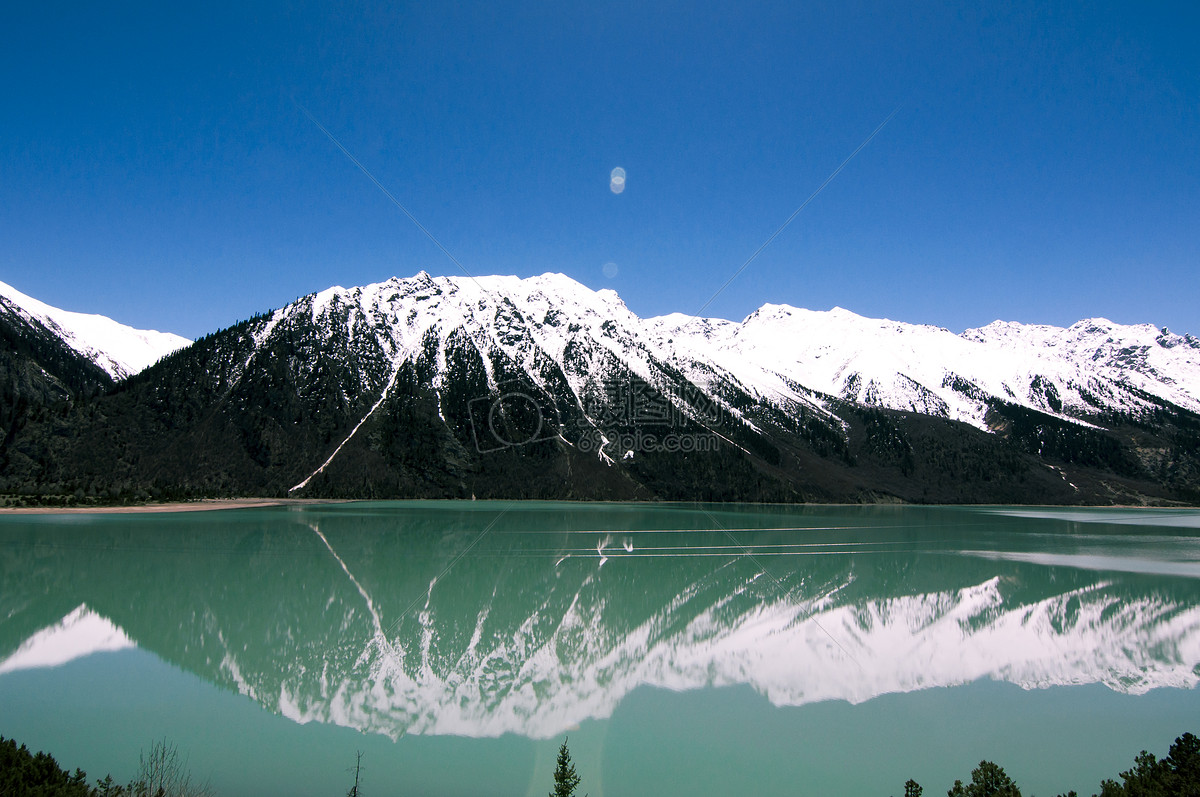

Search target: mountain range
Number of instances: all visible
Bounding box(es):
[2,272,1198,505]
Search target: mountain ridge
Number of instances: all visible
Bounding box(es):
[2,272,1198,505]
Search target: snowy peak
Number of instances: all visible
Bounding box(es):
[961,316,1200,417]
[247,271,737,488]
[289,272,649,385]
[648,298,1200,431]
[0,279,190,380]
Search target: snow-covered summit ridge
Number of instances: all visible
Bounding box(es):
[646,300,1200,430]
[279,272,1200,433]
[245,271,1200,445]
[0,279,191,380]
[293,271,643,381]
[12,269,1197,430]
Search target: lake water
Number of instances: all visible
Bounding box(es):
[2,502,1199,796]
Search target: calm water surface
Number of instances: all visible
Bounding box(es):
[2,502,1199,796]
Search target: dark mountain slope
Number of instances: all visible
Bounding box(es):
[1,298,115,493]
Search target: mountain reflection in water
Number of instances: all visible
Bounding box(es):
[2,502,1198,740]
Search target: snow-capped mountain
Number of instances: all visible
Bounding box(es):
[2,271,1199,504]
[252,270,1200,447]
[647,304,1200,432]
[217,270,821,496]
[285,270,778,428]
[0,279,190,380]
[260,272,1199,499]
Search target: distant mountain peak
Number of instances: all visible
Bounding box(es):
[0,279,190,379]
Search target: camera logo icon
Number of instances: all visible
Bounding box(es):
[467,381,560,453]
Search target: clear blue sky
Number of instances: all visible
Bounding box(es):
[3,1,1197,340]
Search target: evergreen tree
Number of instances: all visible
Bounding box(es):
[1163,731,1200,793]
[947,761,1021,797]
[0,736,94,796]
[1100,732,1200,796]
[550,738,583,797]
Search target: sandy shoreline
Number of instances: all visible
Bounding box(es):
[0,498,350,515]
[2,498,1193,515]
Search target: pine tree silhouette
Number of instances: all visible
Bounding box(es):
[549,738,584,797]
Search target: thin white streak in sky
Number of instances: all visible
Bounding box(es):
[693,106,901,318]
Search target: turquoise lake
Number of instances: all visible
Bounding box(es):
[2,502,1199,796]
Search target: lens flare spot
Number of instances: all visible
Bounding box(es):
[609,167,626,194]
[602,262,619,279]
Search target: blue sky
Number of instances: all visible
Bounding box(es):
[3,1,1197,340]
